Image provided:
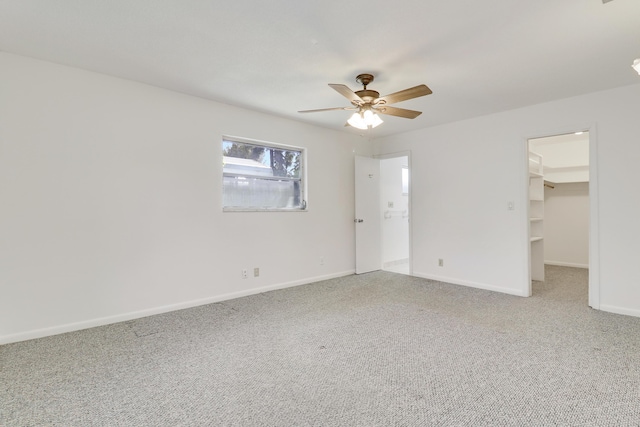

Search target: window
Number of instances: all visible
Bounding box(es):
[222,137,306,211]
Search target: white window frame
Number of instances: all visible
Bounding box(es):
[222,135,307,212]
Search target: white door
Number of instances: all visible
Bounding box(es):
[355,156,381,274]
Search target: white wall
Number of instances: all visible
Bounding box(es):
[380,156,409,265]
[0,53,371,343]
[374,83,640,318]
[375,119,528,295]
[544,183,589,268]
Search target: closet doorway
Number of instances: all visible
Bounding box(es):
[527,132,590,296]
[378,153,411,275]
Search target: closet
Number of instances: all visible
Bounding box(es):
[527,131,590,285]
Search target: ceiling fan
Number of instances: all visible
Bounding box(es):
[298,73,432,130]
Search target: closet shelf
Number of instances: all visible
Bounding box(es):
[529,149,544,282]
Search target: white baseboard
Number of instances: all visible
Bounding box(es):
[545,260,589,269]
[0,270,355,345]
[383,258,409,268]
[412,271,529,297]
[599,304,640,319]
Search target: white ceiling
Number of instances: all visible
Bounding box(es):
[1,0,639,137]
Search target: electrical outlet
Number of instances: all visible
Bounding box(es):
[388,201,394,208]
[438,259,444,267]
[254,267,259,277]
[242,269,248,279]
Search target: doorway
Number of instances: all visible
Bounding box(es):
[354,153,412,275]
[527,131,591,300]
[379,154,411,275]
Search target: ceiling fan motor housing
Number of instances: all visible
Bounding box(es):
[354,89,380,104]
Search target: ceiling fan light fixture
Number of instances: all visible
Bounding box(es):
[348,109,383,129]
[369,112,384,128]
[348,112,368,130]
[633,58,640,75]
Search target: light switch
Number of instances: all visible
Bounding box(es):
[507,201,515,211]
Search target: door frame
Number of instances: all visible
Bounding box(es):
[523,124,599,308]
[375,150,413,276]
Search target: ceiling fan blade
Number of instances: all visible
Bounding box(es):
[375,105,422,119]
[329,84,364,104]
[298,106,355,113]
[377,84,432,105]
